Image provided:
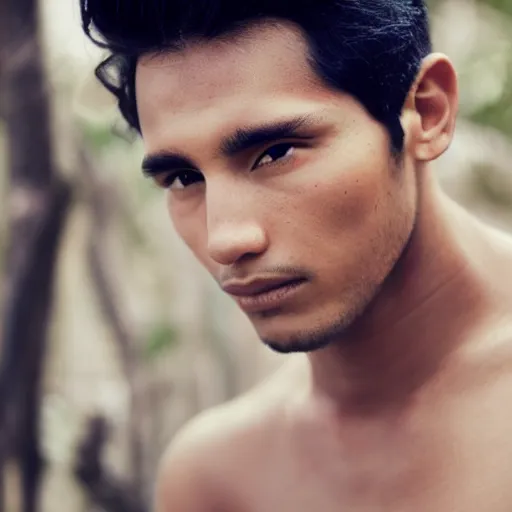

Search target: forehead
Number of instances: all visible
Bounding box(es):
[135,23,338,148]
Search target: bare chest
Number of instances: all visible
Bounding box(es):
[228,388,512,512]
[242,440,512,512]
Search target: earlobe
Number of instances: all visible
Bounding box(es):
[406,53,459,162]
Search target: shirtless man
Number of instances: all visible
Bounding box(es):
[80,0,512,510]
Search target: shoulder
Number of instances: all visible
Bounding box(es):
[154,404,235,512]
[155,358,304,512]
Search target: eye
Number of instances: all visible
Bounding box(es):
[163,170,204,190]
[253,143,296,169]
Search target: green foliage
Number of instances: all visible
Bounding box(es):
[476,0,512,17]
[81,121,119,153]
[470,78,512,137]
[143,323,180,361]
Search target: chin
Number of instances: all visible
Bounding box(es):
[253,294,373,354]
[258,313,357,354]
[252,280,385,354]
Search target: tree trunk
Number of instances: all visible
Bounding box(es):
[78,144,147,503]
[74,416,147,512]
[0,0,72,510]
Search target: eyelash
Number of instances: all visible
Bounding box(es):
[163,169,202,189]
[158,141,303,190]
[251,142,296,170]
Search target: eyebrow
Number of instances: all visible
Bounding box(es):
[141,113,321,176]
[219,114,318,157]
[141,153,195,178]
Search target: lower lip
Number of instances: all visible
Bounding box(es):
[233,280,306,313]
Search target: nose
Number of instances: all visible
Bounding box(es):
[206,186,268,266]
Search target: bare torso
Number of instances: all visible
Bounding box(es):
[214,341,512,512]
[157,219,512,512]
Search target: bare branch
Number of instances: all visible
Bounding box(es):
[76,141,147,500]
[74,416,147,512]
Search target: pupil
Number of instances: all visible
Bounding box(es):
[270,144,289,160]
[181,171,199,185]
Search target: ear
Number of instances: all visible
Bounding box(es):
[401,53,458,162]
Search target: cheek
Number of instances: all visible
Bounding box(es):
[283,122,394,235]
[303,160,390,239]
[278,140,406,276]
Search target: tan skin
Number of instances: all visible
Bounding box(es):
[136,22,512,512]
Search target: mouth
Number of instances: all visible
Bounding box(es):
[222,277,307,313]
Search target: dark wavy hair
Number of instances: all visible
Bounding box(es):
[80,0,431,151]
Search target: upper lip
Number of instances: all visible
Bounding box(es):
[221,276,305,297]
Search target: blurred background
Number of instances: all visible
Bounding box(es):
[1,0,512,510]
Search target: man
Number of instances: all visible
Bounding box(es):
[80,1,512,510]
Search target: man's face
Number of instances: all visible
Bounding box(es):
[136,22,418,353]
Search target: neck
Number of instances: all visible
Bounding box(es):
[307,171,492,414]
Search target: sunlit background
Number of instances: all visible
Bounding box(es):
[1,0,512,510]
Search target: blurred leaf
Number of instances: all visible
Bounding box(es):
[469,49,512,137]
[470,94,512,137]
[475,0,512,18]
[143,323,180,361]
[81,121,119,153]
